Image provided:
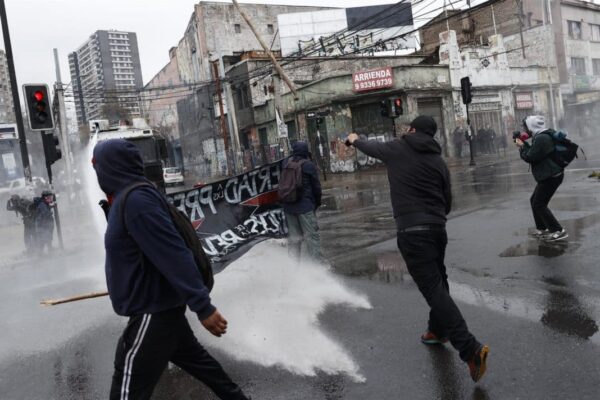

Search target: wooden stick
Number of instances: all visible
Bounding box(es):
[40,291,108,306]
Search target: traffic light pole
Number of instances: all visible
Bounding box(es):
[0,0,32,182]
[466,104,476,166]
[53,48,73,184]
[53,200,64,250]
[41,130,56,185]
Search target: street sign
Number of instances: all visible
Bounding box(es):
[515,92,534,109]
[352,67,393,93]
[0,124,17,139]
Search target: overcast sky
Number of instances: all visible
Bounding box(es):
[0,0,474,92]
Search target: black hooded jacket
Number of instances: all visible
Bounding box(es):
[282,141,322,214]
[93,139,214,320]
[353,132,452,230]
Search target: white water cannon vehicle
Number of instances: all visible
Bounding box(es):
[90,119,168,191]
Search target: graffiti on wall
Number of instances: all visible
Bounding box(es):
[356,134,385,167]
[329,139,357,173]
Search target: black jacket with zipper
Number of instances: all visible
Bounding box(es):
[353,132,451,230]
[519,130,563,182]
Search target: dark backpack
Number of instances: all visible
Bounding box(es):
[119,182,214,292]
[278,158,307,203]
[542,130,580,169]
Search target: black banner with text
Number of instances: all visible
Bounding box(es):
[167,160,286,271]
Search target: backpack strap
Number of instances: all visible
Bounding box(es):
[118,182,160,234]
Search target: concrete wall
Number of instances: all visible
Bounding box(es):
[177,84,220,178]
[176,19,205,83]
[504,25,556,69]
[419,0,534,56]
[194,2,331,79]
[560,0,600,93]
[440,29,560,140]
[143,51,188,140]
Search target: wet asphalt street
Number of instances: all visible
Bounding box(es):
[2,138,600,400]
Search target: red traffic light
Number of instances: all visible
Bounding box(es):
[23,84,54,131]
[33,90,45,102]
[394,98,402,107]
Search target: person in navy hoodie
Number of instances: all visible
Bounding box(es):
[282,141,323,262]
[93,139,249,400]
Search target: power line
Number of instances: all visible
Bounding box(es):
[65,0,502,108]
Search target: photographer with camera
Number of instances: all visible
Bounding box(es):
[514,116,568,242]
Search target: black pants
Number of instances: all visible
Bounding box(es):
[110,307,247,400]
[397,227,480,362]
[530,174,563,233]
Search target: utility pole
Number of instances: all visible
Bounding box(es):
[232,0,299,164]
[517,0,527,59]
[232,0,298,99]
[218,56,242,174]
[541,3,558,128]
[0,0,31,181]
[53,48,73,184]
[212,61,233,175]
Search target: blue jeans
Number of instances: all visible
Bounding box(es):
[285,211,323,263]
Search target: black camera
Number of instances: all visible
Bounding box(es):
[512,131,521,141]
[512,131,530,142]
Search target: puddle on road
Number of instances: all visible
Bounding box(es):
[551,195,600,210]
[541,288,599,339]
[499,240,573,258]
[321,188,390,213]
[331,251,409,283]
[499,213,600,258]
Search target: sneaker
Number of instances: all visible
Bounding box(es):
[420,331,448,345]
[542,229,568,242]
[531,229,549,238]
[468,344,489,382]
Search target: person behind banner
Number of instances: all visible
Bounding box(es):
[279,141,323,263]
[92,139,249,400]
[346,116,489,383]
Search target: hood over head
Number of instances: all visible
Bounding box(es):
[523,115,547,135]
[292,141,310,158]
[403,132,442,155]
[92,139,145,195]
[410,115,438,136]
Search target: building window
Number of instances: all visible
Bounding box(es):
[234,24,241,34]
[591,24,600,42]
[258,128,268,145]
[571,57,586,75]
[568,20,582,39]
[267,24,274,34]
[236,84,250,109]
[593,59,600,75]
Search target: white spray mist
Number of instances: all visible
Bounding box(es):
[201,242,371,382]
